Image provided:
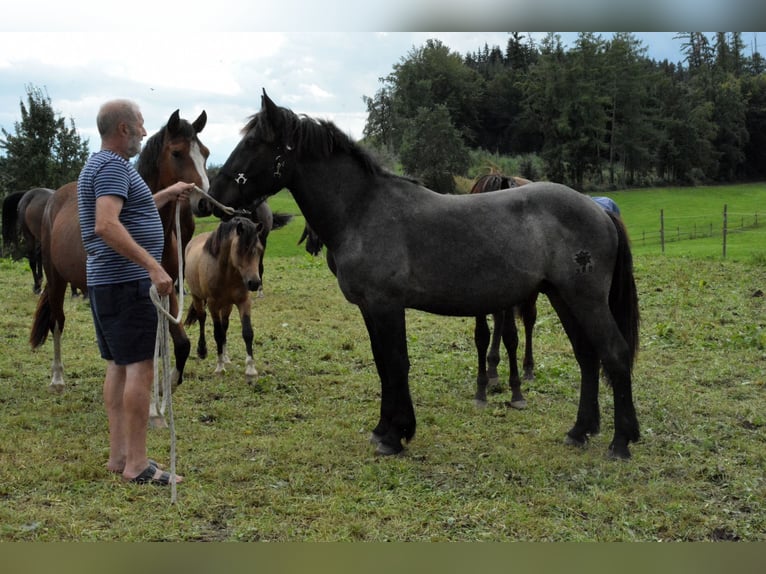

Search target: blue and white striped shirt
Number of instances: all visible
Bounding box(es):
[77,150,164,286]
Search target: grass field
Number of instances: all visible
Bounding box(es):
[0,184,764,541]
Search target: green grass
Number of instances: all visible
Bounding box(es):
[592,183,766,261]
[0,185,764,541]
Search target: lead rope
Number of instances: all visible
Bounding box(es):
[148,185,244,503]
[149,200,184,504]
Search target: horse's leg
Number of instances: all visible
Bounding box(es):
[237,299,257,379]
[363,306,415,456]
[544,289,601,446]
[520,293,538,380]
[167,291,190,388]
[212,305,232,374]
[30,244,43,295]
[473,315,491,407]
[501,309,527,409]
[487,311,504,390]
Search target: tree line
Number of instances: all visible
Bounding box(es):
[363,32,766,192]
[0,85,90,196]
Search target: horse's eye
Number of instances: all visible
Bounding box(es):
[172,150,182,159]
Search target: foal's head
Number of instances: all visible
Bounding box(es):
[208,217,264,292]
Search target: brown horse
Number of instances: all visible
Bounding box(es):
[470,172,537,408]
[30,109,210,392]
[184,217,263,380]
[2,187,55,294]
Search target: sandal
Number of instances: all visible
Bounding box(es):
[126,465,178,486]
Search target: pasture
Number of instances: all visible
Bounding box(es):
[0,186,765,541]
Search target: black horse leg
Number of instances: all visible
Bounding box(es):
[501,309,526,409]
[240,310,258,378]
[168,292,191,387]
[363,307,415,455]
[196,306,208,359]
[473,315,491,406]
[545,290,601,445]
[520,293,538,380]
[212,309,231,373]
[487,311,504,388]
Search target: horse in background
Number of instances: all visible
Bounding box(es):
[244,201,293,295]
[184,217,264,380]
[205,91,640,459]
[30,109,210,393]
[2,188,55,294]
[469,172,537,409]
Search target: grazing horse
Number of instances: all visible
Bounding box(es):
[30,109,210,392]
[2,188,55,293]
[469,173,537,409]
[206,91,640,459]
[184,217,264,379]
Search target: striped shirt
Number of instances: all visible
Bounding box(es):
[78,150,164,286]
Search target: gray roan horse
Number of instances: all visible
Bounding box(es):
[205,91,641,459]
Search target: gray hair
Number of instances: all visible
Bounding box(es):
[96,99,141,137]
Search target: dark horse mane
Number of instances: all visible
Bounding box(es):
[245,105,413,183]
[205,217,260,258]
[135,118,198,185]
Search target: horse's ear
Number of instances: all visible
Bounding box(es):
[261,90,280,125]
[192,110,207,134]
[168,109,181,132]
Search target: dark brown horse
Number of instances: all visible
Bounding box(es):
[469,173,537,408]
[184,217,264,380]
[2,187,55,294]
[30,109,210,392]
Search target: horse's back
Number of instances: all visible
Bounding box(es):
[21,188,54,239]
[43,182,87,289]
[184,231,212,296]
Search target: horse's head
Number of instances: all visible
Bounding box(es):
[137,109,211,216]
[206,90,292,218]
[218,217,264,292]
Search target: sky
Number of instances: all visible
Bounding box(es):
[0,1,763,167]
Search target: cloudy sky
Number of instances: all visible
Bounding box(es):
[0,1,760,166]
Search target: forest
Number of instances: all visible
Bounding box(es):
[362,32,766,192]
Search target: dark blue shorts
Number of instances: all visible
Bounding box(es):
[88,278,157,365]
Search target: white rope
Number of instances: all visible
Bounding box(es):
[147,186,241,503]
[149,200,185,504]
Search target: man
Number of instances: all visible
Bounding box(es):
[78,99,193,485]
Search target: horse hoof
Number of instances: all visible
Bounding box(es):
[48,383,65,394]
[608,441,632,460]
[374,442,403,456]
[149,415,168,429]
[474,398,488,409]
[564,433,588,449]
[509,399,527,410]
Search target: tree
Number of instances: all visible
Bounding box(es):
[399,105,469,194]
[0,85,90,195]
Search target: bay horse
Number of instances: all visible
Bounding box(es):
[469,173,537,409]
[206,91,640,459]
[184,216,264,379]
[30,109,210,392]
[2,187,55,294]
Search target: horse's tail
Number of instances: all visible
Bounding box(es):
[271,212,294,231]
[2,190,25,256]
[607,211,640,367]
[30,286,53,348]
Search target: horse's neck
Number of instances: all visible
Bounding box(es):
[290,156,371,249]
